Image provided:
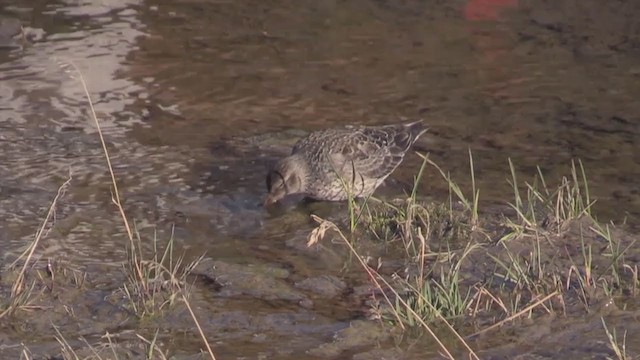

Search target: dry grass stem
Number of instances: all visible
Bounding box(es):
[65,60,217,358]
[309,215,479,360]
[182,294,217,360]
[9,175,72,299]
[65,60,132,242]
[469,291,559,338]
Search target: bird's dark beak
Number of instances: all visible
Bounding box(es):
[263,194,275,207]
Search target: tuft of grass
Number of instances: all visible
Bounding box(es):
[119,226,204,318]
[308,215,480,360]
[0,175,72,319]
[51,326,171,360]
[601,318,630,360]
[565,225,597,309]
[0,279,41,319]
[502,158,594,241]
[67,60,217,360]
[363,154,472,258]
[391,236,478,326]
[418,150,480,228]
[309,148,640,358]
[491,160,640,314]
[592,222,638,296]
[488,242,562,315]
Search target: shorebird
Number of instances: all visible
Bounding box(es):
[264,120,428,206]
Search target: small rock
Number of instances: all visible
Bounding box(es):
[308,320,392,358]
[192,258,309,303]
[296,275,347,298]
[352,348,406,360]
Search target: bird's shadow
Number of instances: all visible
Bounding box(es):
[263,194,317,217]
[264,194,344,219]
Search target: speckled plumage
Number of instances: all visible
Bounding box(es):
[264,121,428,205]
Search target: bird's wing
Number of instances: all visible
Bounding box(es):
[327,127,409,181]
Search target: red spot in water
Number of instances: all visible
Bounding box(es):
[462,0,521,99]
[464,0,518,21]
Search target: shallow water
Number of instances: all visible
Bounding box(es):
[1,0,640,358]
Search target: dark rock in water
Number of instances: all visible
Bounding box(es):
[0,17,22,49]
[352,348,406,360]
[192,258,311,304]
[295,275,347,298]
[308,320,393,358]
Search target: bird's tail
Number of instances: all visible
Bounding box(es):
[405,120,429,141]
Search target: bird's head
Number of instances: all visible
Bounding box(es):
[264,155,307,206]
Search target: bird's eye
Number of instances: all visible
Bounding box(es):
[267,171,287,191]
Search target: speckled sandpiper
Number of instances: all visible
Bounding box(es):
[265,120,428,206]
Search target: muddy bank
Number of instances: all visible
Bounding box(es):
[2,190,640,359]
